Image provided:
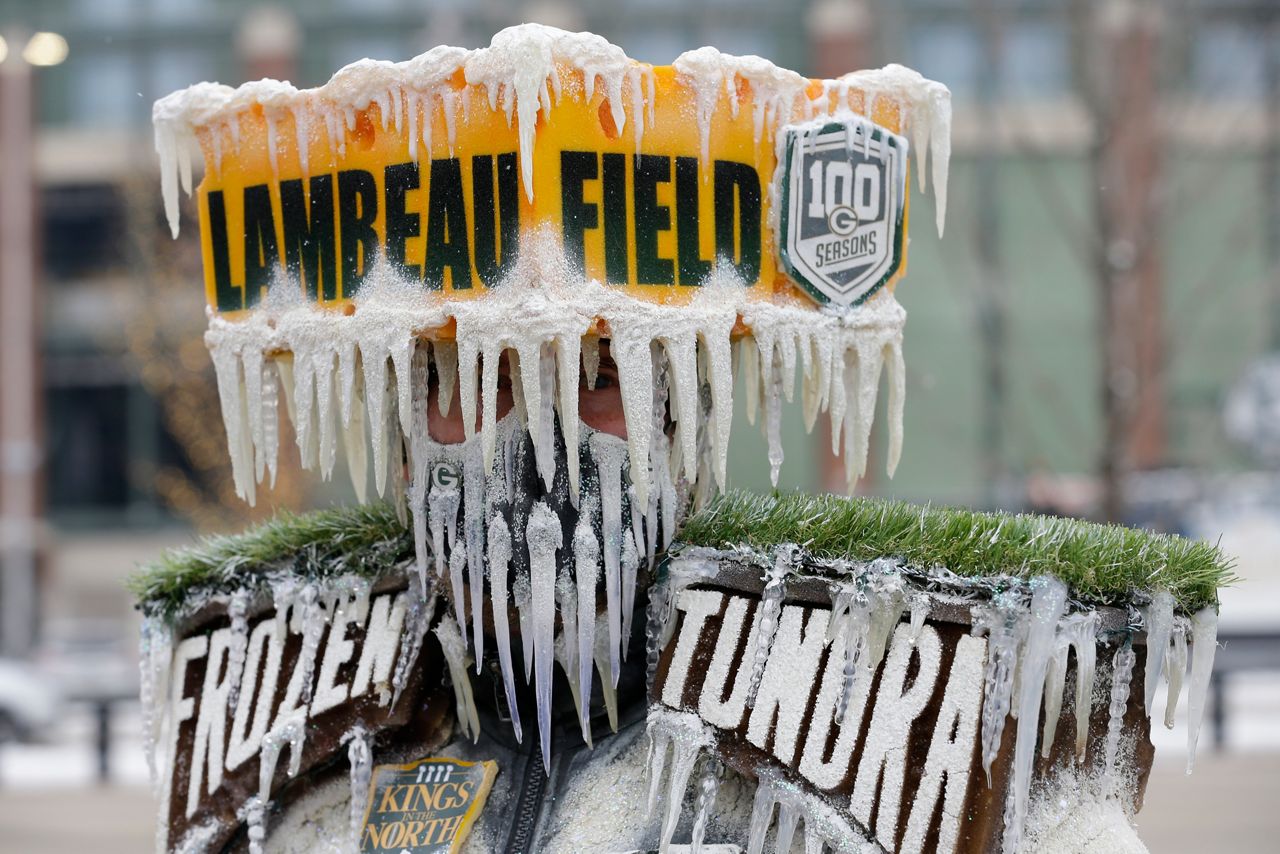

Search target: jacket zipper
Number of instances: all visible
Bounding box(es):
[506,743,547,853]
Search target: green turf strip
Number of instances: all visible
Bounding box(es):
[132,491,1231,619]
[678,491,1231,613]
[129,503,413,620]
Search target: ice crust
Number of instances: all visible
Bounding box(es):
[154,25,951,240]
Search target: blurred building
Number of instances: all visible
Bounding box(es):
[0,0,1277,658]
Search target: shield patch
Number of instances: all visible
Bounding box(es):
[777,117,908,309]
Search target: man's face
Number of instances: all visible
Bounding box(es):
[426,341,628,444]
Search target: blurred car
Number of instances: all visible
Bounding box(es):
[0,657,60,743]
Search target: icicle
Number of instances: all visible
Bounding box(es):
[1000,577,1067,854]
[746,548,791,708]
[746,783,776,854]
[428,485,460,583]
[689,758,722,854]
[775,802,801,854]
[765,350,785,487]
[391,574,432,708]
[435,614,481,742]
[884,338,906,478]
[620,528,640,655]
[1185,606,1219,773]
[737,338,759,429]
[1104,642,1137,789]
[1142,590,1175,716]
[526,501,562,769]
[259,717,306,799]
[971,590,1028,783]
[556,566,584,731]
[225,589,251,712]
[701,323,735,490]
[261,358,280,487]
[1041,638,1070,759]
[1164,619,1188,729]
[294,584,327,707]
[592,433,627,685]
[464,442,487,671]
[907,593,929,644]
[1058,611,1099,758]
[663,332,700,481]
[582,335,600,390]
[645,709,713,851]
[487,514,522,743]
[433,340,458,417]
[342,356,368,503]
[574,502,601,732]
[513,573,535,683]
[645,727,670,821]
[345,726,372,849]
[448,546,470,654]
[556,332,583,502]
[644,577,672,695]
[828,586,871,723]
[139,618,172,791]
[240,796,266,854]
[610,329,654,507]
[594,612,620,733]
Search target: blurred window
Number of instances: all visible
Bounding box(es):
[71,0,138,26]
[329,35,409,69]
[1001,20,1067,99]
[1192,23,1266,99]
[42,185,127,283]
[150,46,219,103]
[68,51,137,128]
[618,31,696,65]
[702,27,774,61]
[908,22,980,101]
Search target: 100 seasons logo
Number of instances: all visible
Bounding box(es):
[360,757,498,853]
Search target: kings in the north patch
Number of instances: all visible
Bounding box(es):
[778,116,907,309]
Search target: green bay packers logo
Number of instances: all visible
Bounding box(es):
[777,117,907,309]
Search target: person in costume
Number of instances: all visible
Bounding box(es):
[135,25,1225,854]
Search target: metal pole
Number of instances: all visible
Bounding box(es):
[0,30,43,657]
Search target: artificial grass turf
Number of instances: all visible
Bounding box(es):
[129,502,413,620]
[131,490,1231,619]
[677,491,1232,613]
